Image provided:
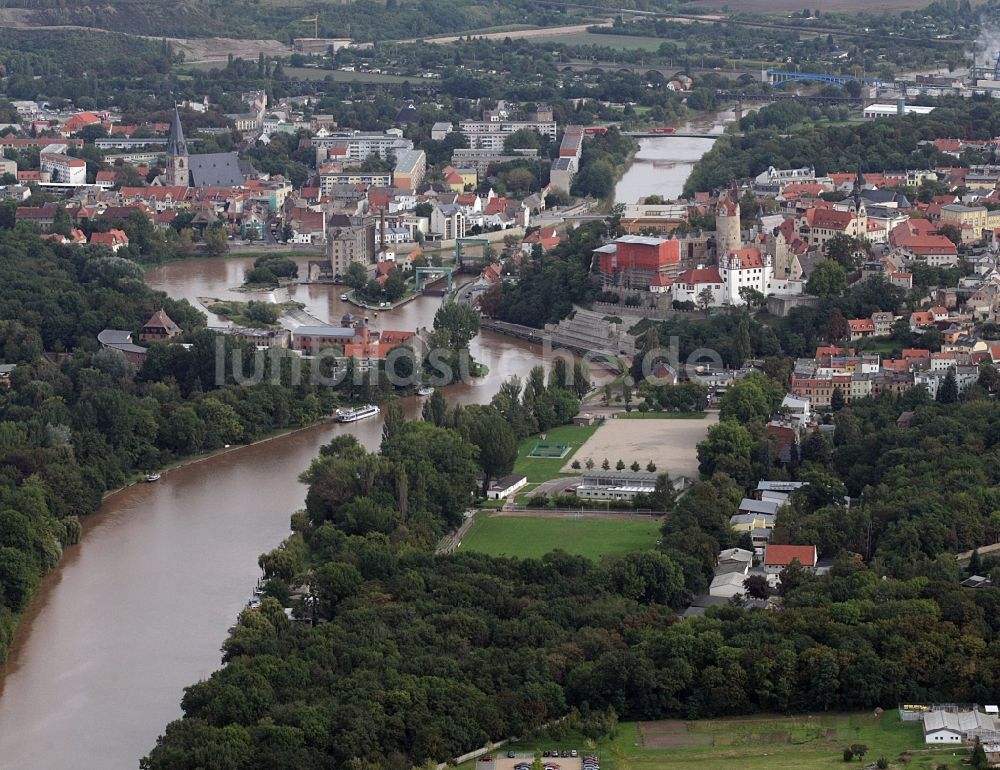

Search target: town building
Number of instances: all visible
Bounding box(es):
[763,544,817,574]
[312,131,413,164]
[593,235,681,289]
[485,474,528,500]
[39,149,86,186]
[318,166,392,195]
[89,229,130,253]
[164,107,244,188]
[391,149,426,192]
[327,217,375,280]
[139,310,182,343]
[97,329,147,366]
[575,469,658,501]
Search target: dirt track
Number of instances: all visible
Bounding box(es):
[415,20,612,45]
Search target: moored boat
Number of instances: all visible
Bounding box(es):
[335,404,380,423]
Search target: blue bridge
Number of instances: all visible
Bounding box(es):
[766,70,889,87]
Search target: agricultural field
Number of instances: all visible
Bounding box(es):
[459,513,661,560]
[458,712,960,770]
[690,0,930,10]
[526,31,669,51]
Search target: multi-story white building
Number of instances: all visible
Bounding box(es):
[718,247,774,305]
[671,247,773,307]
[430,204,466,240]
[313,131,414,164]
[39,150,87,186]
[458,119,558,150]
[318,167,392,196]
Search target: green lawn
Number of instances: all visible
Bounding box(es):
[457,712,959,770]
[619,411,707,419]
[460,514,661,560]
[855,337,902,355]
[513,424,599,483]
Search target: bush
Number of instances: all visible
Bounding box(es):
[842,749,853,762]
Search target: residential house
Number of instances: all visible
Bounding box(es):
[763,544,817,574]
[89,229,129,253]
[139,310,182,343]
[709,572,748,599]
[521,227,561,255]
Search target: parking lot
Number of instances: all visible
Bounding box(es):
[477,750,597,770]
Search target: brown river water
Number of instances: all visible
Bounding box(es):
[0,127,716,768]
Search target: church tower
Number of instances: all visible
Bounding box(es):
[166,107,189,187]
[849,168,868,234]
[715,188,742,254]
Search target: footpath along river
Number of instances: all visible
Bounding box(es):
[0,109,731,769]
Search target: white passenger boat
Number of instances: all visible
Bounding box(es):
[335,404,380,423]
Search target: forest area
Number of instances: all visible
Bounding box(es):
[684,97,1000,196]
[143,383,1000,769]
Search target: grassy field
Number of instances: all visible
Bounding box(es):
[514,424,599,483]
[529,31,669,51]
[458,712,959,770]
[618,411,707,420]
[184,61,418,83]
[460,514,661,560]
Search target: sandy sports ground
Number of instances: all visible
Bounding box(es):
[563,413,718,479]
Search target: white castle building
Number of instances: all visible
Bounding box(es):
[671,191,777,307]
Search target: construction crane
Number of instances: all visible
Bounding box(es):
[300,14,319,38]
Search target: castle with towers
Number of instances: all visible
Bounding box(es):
[671,188,777,307]
[673,174,868,308]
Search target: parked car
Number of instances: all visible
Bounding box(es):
[507,751,515,759]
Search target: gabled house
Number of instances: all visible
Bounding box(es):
[140,309,182,343]
[89,229,130,253]
[763,544,817,574]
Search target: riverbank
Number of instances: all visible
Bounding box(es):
[100,420,335,504]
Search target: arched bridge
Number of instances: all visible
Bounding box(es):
[766,70,889,88]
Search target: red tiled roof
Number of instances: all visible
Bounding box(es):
[807,208,854,230]
[677,267,723,284]
[764,544,816,567]
[726,247,764,268]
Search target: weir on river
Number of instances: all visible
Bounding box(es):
[0,117,725,768]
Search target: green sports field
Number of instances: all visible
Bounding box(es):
[513,423,598,483]
[459,514,661,560]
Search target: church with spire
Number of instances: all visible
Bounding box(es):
[160,106,247,188]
